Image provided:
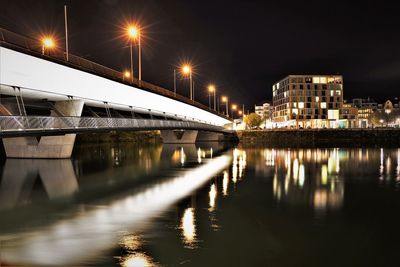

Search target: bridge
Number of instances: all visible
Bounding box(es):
[0,28,233,158]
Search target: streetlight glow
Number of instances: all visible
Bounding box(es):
[124,70,131,78]
[127,25,139,39]
[232,104,237,110]
[221,96,227,102]
[208,85,215,92]
[182,65,191,75]
[42,37,55,49]
[41,36,56,55]
[125,24,142,82]
[238,110,243,115]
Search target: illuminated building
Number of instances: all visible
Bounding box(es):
[272,75,343,128]
[254,102,271,128]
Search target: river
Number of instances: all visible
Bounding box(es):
[1,142,400,266]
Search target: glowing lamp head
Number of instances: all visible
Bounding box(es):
[221,96,227,102]
[182,65,191,75]
[127,25,139,39]
[208,85,215,93]
[232,104,237,110]
[238,110,243,115]
[42,37,55,49]
[124,70,131,78]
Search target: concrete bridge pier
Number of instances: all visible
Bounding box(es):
[160,130,198,144]
[2,100,84,159]
[196,131,223,142]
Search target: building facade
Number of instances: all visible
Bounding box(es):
[272,75,343,128]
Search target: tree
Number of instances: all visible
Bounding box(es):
[244,113,262,129]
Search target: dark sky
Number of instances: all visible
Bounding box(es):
[1,0,399,109]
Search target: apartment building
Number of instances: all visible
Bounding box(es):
[272,75,343,128]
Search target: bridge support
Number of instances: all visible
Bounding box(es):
[196,131,223,142]
[160,130,198,144]
[2,100,84,159]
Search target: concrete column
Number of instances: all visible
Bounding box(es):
[160,130,198,144]
[196,131,223,142]
[2,100,84,159]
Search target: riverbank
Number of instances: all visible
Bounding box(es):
[237,128,400,147]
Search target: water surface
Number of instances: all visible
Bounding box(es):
[1,143,400,266]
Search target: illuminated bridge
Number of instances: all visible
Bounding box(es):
[0,28,232,158]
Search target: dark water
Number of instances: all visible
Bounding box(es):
[1,142,400,267]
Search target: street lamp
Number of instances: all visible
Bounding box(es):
[182,64,193,101]
[221,96,229,117]
[126,24,141,83]
[208,85,216,110]
[232,104,237,119]
[41,36,55,55]
[123,70,131,81]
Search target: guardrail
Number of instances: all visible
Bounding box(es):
[0,116,227,137]
[0,27,228,120]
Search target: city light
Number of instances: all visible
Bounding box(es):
[182,64,191,75]
[238,110,243,115]
[221,96,227,102]
[42,37,55,49]
[208,85,215,92]
[41,36,55,55]
[232,104,237,110]
[123,70,131,79]
[127,25,139,39]
[125,24,142,81]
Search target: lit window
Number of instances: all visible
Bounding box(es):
[336,90,341,95]
[327,77,335,83]
[321,102,327,109]
[312,77,320,84]
[320,77,327,84]
[277,83,280,89]
[292,108,298,115]
[294,102,297,108]
[328,110,339,120]
[330,90,334,96]
[315,96,320,102]
[298,102,304,109]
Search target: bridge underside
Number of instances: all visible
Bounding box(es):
[2,100,84,158]
[0,99,231,158]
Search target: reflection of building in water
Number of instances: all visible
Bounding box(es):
[232,148,247,184]
[265,149,345,212]
[378,148,400,183]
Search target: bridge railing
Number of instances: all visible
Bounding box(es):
[0,116,224,134]
[0,27,227,120]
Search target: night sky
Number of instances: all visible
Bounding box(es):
[1,0,399,110]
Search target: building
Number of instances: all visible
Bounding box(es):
[352,98,377,121]
[254,102,272,128]
[340,101,359,128]
[272,75,343,128]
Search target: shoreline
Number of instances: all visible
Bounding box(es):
[237,128,400,147]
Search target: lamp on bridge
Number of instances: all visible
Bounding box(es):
[126,24,142,83]
[208,85,216,111]
[123,70,131,81]
[41,36,55,55]
[231,104,237,119]
[182,64,193,101]
[221,96,229,117]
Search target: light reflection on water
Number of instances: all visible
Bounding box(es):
[1,145,400,266]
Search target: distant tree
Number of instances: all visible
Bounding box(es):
[244,113,262,129]
[370,109,400,126]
